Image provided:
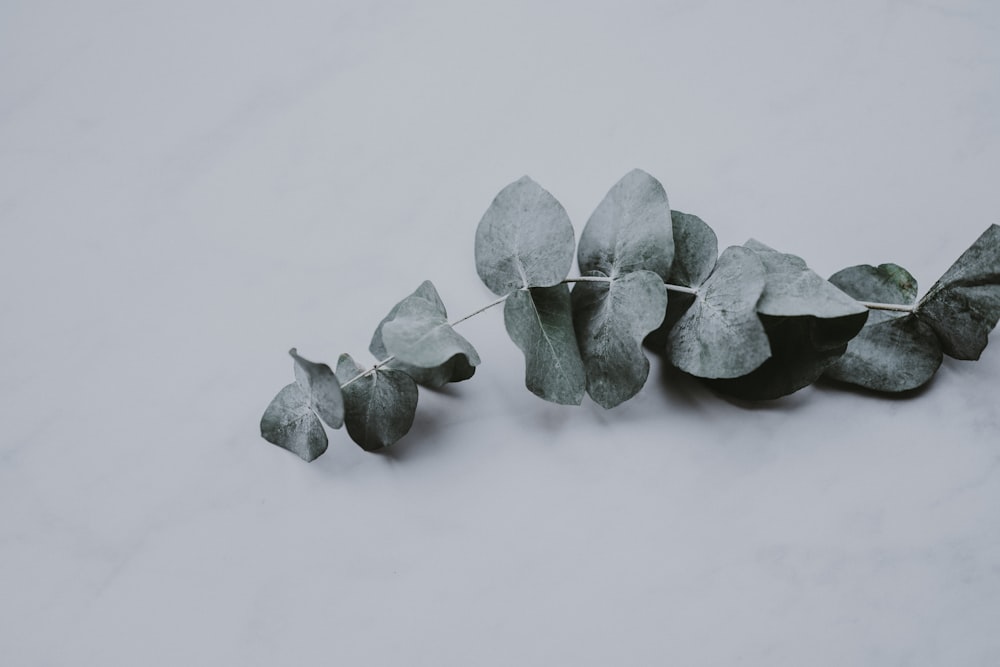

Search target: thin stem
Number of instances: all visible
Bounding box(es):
[560,276,698,295]
[859,300,915,313]
[449,294,509,327]
[340,294,509,388]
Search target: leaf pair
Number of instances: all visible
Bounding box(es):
[262,281,481,459]
[826,224,1000,392]
[260,350,344,462]
[476,170,673,408]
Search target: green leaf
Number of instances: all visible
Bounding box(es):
[824,264,941,392]
[504,284,586,405]
[705,240,871,400]
[668,210,718,288]
[666,246,770,378]
[578,169,674,279]
[572,270,667,408]
[917,224,1000,360]
[370,282,475,388]
[745,239,869,319]
[289,348,344,428]
[380,281,481,370]
[475,176,576,296]
[335,354,419,451]
[260,383,328,462]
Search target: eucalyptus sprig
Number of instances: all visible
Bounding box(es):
[260,170,1000,461]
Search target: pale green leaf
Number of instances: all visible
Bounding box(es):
[381,281,481,370]
[572,270,667,408]
[578,169,674,279]
[370,282,475,388]
[335,354,418,451]
[475,176,576,296]
[917,224,1000,360]
[666,246,770,378]
[289,348,344,428]
[260,383,328,462]
[504,284,586,405]
[668,210,718,288]
[745,239,868,319]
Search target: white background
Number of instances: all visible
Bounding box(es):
[3,1,999,664]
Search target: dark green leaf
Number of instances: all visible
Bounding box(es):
[504,284,586,405]
[475,176,576,296]
[917,224,1000,360]
[381,281,481,370]
[335,354,418,451]
[706,240,871,400]
[707,314,861,400]
[572,270,667,408]
[825,264,941,392]
[260,383,328,462]
[370,282,475,388]
[666,246,770,378]
[578,169,674,279]
[289,348,344,428]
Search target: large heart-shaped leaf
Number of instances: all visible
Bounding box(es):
[578,169,674,279]
[707,240,869,400]
[370,282,475,388]
[336,354,418,451]
[666,246,770,379]
[572,270,667,409]
[380,281,481,370]
[260,383,328,462]
[917,224,1000,360]
[504,284,586,405]
[825,263,942,392]
[475,176,576,296]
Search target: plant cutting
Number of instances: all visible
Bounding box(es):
[260,169,1000,461]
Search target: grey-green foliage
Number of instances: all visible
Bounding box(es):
[578,169,674,278]
[260,169,1000,462]
[290,348,344,428]
[475,176,576,296]
[260,349,344,462]
[572,271,667,409]
[336,353,418,451]
[260,383,329,462]
[667,211,718,288]
[504,284,586,405]
[371,281,476,388]
[825,264,941,392]
[707,240,869,400]
[380,281,480,370]
[571,170,673,407]
[666,246,770,379]
[917,224,1000,360]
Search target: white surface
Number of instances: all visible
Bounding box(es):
[3,1,1000,664]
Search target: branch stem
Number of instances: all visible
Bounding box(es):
[336,281,915,389]
[859,301,915,313]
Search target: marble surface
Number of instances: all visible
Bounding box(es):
[3,1,999,664]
